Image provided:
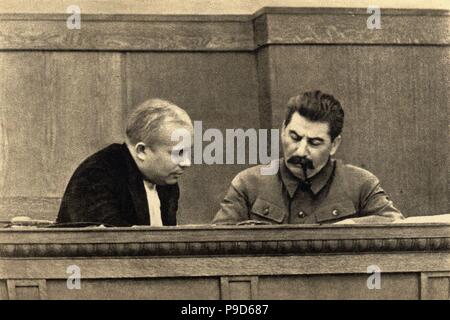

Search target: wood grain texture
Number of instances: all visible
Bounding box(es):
[420,272,450,299]
[125,52,259,224]
[2,224,449,243]
[1,2,449,15]
[0,224,448,257]
[0,281,7,300]
[1,225,447,299]
[0,197,60,221]
[255,13,450,46]
[0,14,252,21]
[0,273,425,300]
[45,278,220,300]
[258,273,419,299]
[0,52,124,202]
[262,45,449,217]
[6,279,47,300]
[0,8,448,51]
[220,276,258,300]
[256,46,274,130]
[0,252,448,279]
[0,18,254,51]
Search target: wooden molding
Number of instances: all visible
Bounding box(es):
[0,7,448,51]
[0,224,449,257]
[0,14,254,51]
[221,276,258,300]
[6,279,47,300]
[252,7,450,17]
[1,253,449,280]
[254,10,450,46]
[420,272,450,299]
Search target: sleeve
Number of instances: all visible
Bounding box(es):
[211,174,251,225]
[353,175,404,223]
[57,166,131,226]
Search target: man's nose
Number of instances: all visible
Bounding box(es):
[178,156,191,168]
[294,139,309,157]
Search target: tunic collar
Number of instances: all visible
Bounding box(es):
[279,157,335,198]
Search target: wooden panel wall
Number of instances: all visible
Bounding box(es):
[264,45,449,217]
[1,224,449,299]
[0,275,422,300]
[125,52,259,223]
[0,52,124,220]
[0,51,259,224]
[0,8,448,223]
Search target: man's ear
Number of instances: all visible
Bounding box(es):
[330,135,342,156]
[135,142,148,161]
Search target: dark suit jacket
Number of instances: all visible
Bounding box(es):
[57,143,179,226]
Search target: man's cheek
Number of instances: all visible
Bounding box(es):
[283,144,294,156]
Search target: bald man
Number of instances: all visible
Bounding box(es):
[57,99,193,226]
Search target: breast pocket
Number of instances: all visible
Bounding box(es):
[315,200,357,223]
[250,198,286,224]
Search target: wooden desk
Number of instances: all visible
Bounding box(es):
[0,224,449,300]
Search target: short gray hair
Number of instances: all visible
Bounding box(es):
[126,98,190,146]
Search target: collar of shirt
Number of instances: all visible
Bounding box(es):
[279,157,335,198]
[143,179,156,190]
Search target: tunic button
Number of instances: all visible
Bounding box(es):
[332,209,339,216]
[298,211,306,218]
[263,207,270,215]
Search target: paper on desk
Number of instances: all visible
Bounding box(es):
[393,214,450,224]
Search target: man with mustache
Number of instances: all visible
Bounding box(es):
[57,99,193,226]
[213,90,403,225]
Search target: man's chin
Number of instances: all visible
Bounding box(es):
[164,176,181,185]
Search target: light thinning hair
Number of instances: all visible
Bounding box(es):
[126,98,190,146]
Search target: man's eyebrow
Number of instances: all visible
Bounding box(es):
[289,129,325,141]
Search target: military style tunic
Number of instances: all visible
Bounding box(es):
[213,158,403,224]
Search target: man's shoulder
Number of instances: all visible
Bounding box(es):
[79,143,125,165]
[71,143,127,179]
[232,160,280,185]
[335,160,380,187]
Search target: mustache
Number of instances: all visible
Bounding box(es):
[287,156,315,170]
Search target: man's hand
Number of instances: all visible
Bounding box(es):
[333,218,356,225]
[334,214,402,225]
[236,220,273,226]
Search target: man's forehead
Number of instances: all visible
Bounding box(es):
[285,113,330,138]
[158,122,193,146]
[161,119,193,133]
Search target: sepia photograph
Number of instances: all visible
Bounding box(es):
[0,0,449,304]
